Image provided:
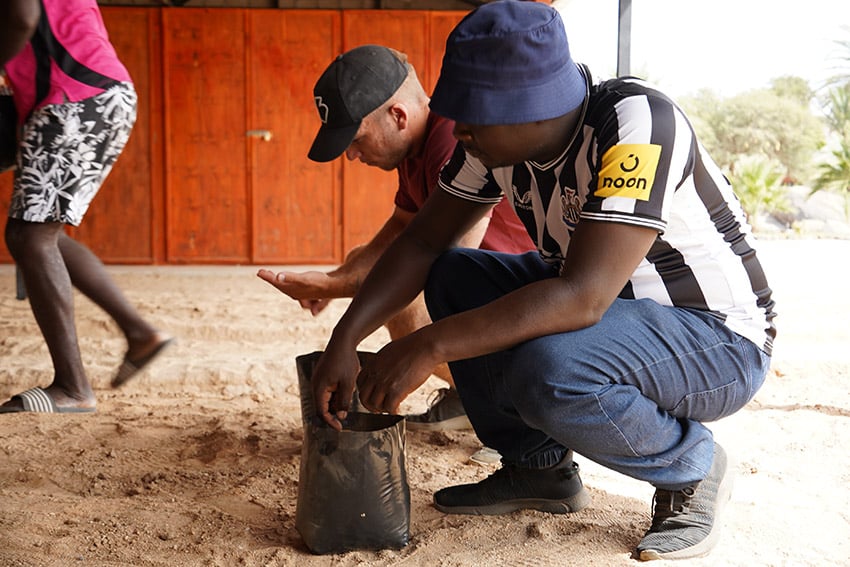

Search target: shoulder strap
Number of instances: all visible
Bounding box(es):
[32,1,119,105]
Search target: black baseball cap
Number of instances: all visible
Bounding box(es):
[308,45,408,163]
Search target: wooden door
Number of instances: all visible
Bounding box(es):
[163,8,250,263]
[247,10,342,264]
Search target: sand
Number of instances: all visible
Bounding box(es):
[1,238,848,567]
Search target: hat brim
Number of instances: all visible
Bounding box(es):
[431,62,586,126]
[307,121,361,163]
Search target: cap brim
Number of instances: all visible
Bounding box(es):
[307,122,361,163]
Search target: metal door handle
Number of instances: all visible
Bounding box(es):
[246,129,273,141]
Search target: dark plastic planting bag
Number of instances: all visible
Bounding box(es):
[0,91,18,173]
[294,351,411,554]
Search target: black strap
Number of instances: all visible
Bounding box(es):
[32,1,119,106]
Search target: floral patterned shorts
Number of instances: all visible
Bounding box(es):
[9,83,137,226]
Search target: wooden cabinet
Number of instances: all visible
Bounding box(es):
[0,8,465,265]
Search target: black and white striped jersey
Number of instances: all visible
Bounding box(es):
[437,68,776,355]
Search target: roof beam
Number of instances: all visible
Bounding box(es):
[617,0,631,76]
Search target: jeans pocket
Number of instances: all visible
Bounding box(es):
[671,378,741,422]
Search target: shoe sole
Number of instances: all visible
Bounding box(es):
[469,446,502,465]
[406,414,473,431]
[433,487,591,516]
[638,453,735,561]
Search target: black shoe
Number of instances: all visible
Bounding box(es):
[433,452,591,515]
[637,443,732,561]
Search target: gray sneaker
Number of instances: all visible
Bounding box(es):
[637,443,732,561]
[405,388,472,431]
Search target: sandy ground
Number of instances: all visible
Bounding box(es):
[1,237,849,567]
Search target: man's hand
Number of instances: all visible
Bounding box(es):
[257,269,340,316]
[311,344,362,430]
[297,298,332,316]
[356,334,436,415]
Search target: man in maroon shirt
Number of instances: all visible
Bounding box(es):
[257,45,533,435]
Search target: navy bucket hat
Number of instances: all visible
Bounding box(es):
[430,0,586,126]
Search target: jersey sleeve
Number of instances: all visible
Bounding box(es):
[581,90,694,234]
[437,143,505,204]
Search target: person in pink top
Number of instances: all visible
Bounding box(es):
[258,45,535,437]
[0,0,173,414]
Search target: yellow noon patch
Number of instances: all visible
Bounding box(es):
[596,144,662,201]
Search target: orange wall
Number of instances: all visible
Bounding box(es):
[0,8,465,265]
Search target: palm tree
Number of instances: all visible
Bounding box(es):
[730,155,790,230]
[811,24,850,221]
[824,26,850,89]
[821,84,850,136]
[812,140,850,220]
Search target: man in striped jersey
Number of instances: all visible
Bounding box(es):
[309,0,775,560]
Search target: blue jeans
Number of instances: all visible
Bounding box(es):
[424,249,770,489]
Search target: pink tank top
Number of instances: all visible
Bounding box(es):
[3,0,131,124]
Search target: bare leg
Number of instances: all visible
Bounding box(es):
[57,232,171,361]
[3,219,94,409]
[384,292,454,387]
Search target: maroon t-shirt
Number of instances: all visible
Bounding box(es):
[395,112,535,254]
